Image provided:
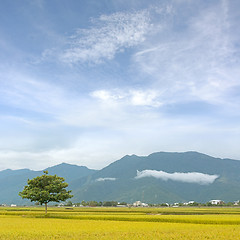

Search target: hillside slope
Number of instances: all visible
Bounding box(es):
[71,152,240,203]
[0,163,96,204]
[1,152,240,205]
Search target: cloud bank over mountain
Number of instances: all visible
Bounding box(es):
[135,170,219,185]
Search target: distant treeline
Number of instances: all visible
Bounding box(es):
[65,200,127,207]
[62,200,239,207]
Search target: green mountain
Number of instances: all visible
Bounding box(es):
[71,152,240,203]
[1,152,240,205]
[0,163,95,205]
[45,163,96,182]
[0,169,32,180]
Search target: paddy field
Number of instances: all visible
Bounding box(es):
[0,206,240,239]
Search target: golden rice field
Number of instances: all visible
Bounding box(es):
[0,207,240,239]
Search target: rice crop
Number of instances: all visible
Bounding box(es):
[0,207,240,239]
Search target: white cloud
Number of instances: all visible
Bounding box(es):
[91,89,162,107]
[133,1,240,108]
[96,177,116,182]
[135,170,219,185]
[91,90,124,101]
[130,90,162,107]
[0,144,120,171]
[60,9,151,64]
[1,67,240,171]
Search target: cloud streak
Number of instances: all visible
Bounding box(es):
[135,170,219,185]
[96,177,116,182]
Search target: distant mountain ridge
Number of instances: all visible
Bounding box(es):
[0,169,31,180]
[70,152,240,203]
[1,152,240,204]
[0,163,96,204]
[45,163,96,182]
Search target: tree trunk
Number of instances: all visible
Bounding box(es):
[45,203,47,214]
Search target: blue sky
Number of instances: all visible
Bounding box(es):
[0,0,240,170]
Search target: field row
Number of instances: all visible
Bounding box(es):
[1,216,240,240]
[1,207,240,225]
[2,206,240,214]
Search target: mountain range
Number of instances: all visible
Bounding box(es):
[1,151,240,205]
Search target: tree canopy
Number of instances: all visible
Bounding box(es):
[19,171,73,214]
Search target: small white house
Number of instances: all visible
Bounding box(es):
[133,201,148,207]
[234,200,239,206]
[172,203,179,207]
[183,201,195,206]
[209,200,224,205]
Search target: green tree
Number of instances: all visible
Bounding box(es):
[103,201,118,207]
[19,171,73,214]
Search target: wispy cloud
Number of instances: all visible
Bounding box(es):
[135,170,219,185]
[133,0,240,108]
[96,177,116,182]
[0,72,67,116]
[60,9,151,64]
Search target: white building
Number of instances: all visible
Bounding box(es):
[183,201,195,206]
[133,201,148,207]
[234,200,239,206]
[209,200,224,205]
